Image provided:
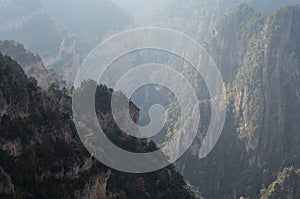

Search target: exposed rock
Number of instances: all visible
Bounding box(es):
[176,4,300,199]
[260,167,300,199]
[76,171,111,199]
[0,138,22,157]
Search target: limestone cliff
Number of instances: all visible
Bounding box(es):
[176,4,300,199]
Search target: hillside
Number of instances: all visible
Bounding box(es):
[0,53,195,199]
[0,40,65,88]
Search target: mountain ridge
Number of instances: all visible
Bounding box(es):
[175,4,300,199]
[0,52,196,198]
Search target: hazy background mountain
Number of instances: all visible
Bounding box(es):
[132,0,300,41]
[112,0,150,15]
[0,0,133,86]
[247,0,300,12]
[0,0,79,85]
[40,0,133,57]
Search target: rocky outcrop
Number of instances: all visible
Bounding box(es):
[260,167,300,199]
[76,171,111,199]
[175,4,300,199]
[206,4,300,162]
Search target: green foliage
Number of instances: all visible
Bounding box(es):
[47,82,72,115]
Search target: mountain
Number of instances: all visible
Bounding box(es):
[0,40,65,89]
[175,4,300,198]
[0,53,196,198]
[0,0,80,86]
[40,0,133,57]
[0,0,134,86]
[137,0,300,41]
[136,0,231,39]
[247,0,300,12]
[112,0,150,15]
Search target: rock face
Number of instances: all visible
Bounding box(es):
[175,4,300,199]
[206,3,300,163]
[0,54,195,198]
[75,171,111,199]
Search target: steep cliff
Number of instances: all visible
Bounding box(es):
[176,4,300,199]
